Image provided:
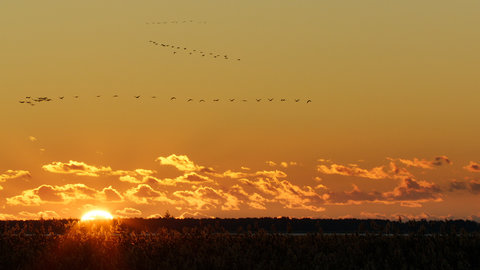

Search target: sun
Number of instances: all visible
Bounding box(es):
[81,210,114,221]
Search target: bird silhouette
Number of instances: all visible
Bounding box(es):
[229,99,235,102]
[170,97,176,100]
[256,99,261,102]
[213,99,219,102]
[113,95,119,98]
[268,98,274,101]
[242,99,248,102]
[74,96,79,98]
[295,99,300,102]
[96,95,101,98]
[187,98,193,102]
[199,99,205,102]
[135,96,140,98]
[152,96,156,98]
[280,99,286,102]
[307,100,312,103]
[19,101,25,103]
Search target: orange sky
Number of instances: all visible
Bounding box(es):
[1,0,479,220]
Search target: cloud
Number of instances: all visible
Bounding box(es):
[101,186,124,202]
[0,170,31,190]
[464,161,480,172]
[469,180,480,194]
[124,184,174,204]
[0,213,18,220]
[120,172,214,186]
[327,177,442,207]
[178,212,215,219]
[394,156,451,169]
[115,207,142,217]
[317,157,448,180]
[6,184,123,205]
[317,163,391,180]
[42,160,113,177]
[156,154,213,173]
[448,179,480,194]
[174,186,241,211]
[42,160,156,179]
[382,178,442,203]
[19,210,59,219]
[240,177,326,212]
[266,161,297,168]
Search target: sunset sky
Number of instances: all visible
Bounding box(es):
[1,0,479,220]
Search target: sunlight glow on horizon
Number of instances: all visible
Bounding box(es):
[81,210,114,221]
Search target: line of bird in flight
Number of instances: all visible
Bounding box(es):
[18,96,312,106]
[146,20,207,25]
[149,40,241,61]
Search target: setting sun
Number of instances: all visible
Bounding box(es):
[81,210,114,221]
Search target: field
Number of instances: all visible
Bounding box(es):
[1,218,479,270]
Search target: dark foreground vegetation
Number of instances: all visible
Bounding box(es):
[1,218,479,270]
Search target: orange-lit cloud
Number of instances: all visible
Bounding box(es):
[115,207,142,217]
[464,161,480,172]
[393,156,451,169]
[120,172,214,186]
[266,161,298,168]
[124,184,174,204]
[6,184,123,206]
[449,179,480,194]
[19,210,60,219]
[327,177,442,207]
[239,177,326,212]
[178,212,215,219]
[42,160,113,177]
[382,178,442,204]
[0,170,31,190]
[317,163,390,180]
[156,154,213,172]
[173,186,240,211]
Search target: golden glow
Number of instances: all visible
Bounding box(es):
[81,210,113,221]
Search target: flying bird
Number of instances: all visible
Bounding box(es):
[74,96,79,98]
[256,99,261,102]
[170,97,176,100]
[229,99,235,102]
[295,99,300,102]
[280,99,286,102]
[268,98,274,101]
[307,100,312,103]
[213,99,219,102]
[199,99,205,102]
[59,97,64,99]
[113,95,119,98]
[187,98,193,102]
[135,96,140,98]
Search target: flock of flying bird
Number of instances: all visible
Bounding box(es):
[17,19,313,107]
[146,20,207,25]
[149,40,241,61]
[18,96,312,106]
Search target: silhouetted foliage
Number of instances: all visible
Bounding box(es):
[1,218,479,269]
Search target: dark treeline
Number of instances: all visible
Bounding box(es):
[1,219,480,269]
[1,217,480,235]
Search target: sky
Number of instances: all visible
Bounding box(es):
[1,0,480,220]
